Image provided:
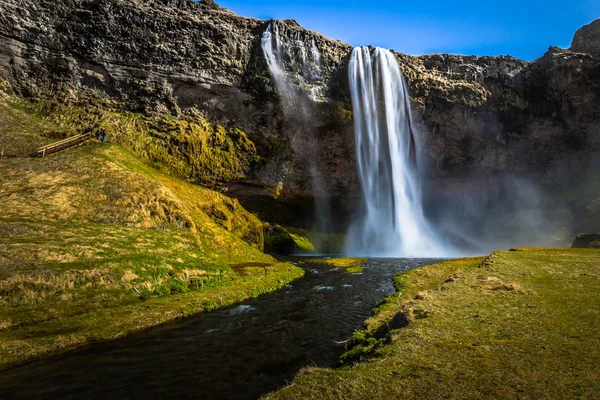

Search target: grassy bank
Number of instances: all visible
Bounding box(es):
[269,249,600,399]
[0,93,303,370]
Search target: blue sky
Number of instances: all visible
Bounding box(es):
[216,0,600,61]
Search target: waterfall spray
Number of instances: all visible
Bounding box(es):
[261,22,332,237]
[261,23,286,92]
[346,47,452,257]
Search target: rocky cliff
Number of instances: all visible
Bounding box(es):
[1,0,599,220]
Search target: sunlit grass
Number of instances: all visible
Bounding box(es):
[0,93,303,370]
[301,258,367,273]
[269,249,600,399]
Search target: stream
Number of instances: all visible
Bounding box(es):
[0,259,436,399]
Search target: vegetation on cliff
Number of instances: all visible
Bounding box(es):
[269,249,600,399]
[0,89,303,370]
[3,93,258,186]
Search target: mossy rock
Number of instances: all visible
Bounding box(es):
[264,224,315,255]
[263,224,347,255]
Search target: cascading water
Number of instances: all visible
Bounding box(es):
[311,37,322,69]
[261,22,325,101]
[261,21,332,237]
[346,47,452,257]
[261,23,286,91]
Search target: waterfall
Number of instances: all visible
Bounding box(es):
[346,47,450,257]
[261,23,286,91]
[261,22,325,101]
[311,37,321,68]
[260,22,332,237]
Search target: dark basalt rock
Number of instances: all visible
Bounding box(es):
[571,234,600,249]
[162,0,195,9]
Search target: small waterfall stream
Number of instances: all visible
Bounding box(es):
[261,22,325,101]
[260,22,333,236]
[346,47,452,257]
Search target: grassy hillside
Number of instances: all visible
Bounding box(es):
[269,249,600,399]
[0,84,257,186]
[0,89,303,370]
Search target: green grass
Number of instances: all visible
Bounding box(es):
[0,85,257,186]
[0,89,303,370]
[269,249,600,399]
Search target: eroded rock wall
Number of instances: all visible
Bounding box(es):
[0,0,599,208]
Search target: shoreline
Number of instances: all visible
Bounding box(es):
[0,260,304,371]
[269,248,600,399]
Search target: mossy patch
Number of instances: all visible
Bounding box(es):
[2,92,257,187]
[264,224,346,255]
[322,258,366,268]
[303,258,366,274]
[346,266,364,273]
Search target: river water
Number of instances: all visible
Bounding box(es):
[0,259,436,399]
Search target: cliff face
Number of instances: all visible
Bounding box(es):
[571,19,600,55]
[1,0,599,204]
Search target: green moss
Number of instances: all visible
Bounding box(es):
[264,225,346,255]
[8,94,257,187]
[263,225,314,255]
[346,266,364,274]
[307,258,367,271]
[287,230,317,253]
[297,258,366,276]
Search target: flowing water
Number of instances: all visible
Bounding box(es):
[261,21,332,235]
[0,259,436,400]
[261,22,324,100]
[346,47,454,258]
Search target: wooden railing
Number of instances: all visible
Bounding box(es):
[30,132,94,157]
